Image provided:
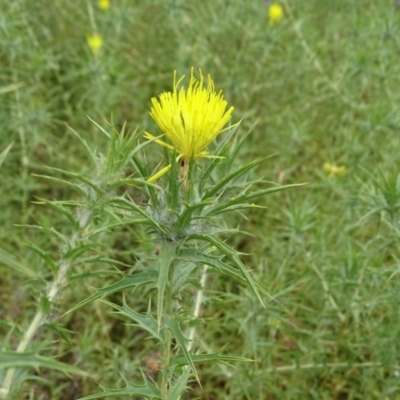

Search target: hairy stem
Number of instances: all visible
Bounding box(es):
[161,282,173,397]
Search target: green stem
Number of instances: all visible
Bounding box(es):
[161,283,173,398]
[157,242,176,398]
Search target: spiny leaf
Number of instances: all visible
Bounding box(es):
[31,174,88,197]
[101,298,162,341]
[206,183,306,216]
[42,166,104,194]
[25,243,58,273]
[202,158,267,200]
[165,315,199,384]
[63,271,158,316]
[178,249,271,299]
[170,351,253,369]
[0,351,89,376]
[78,378,162,399]
[187,234,264,307]
[175,200,213,231]
[156,244,176,328]
[111,197,164,231]
[166,367,191,400]
[67,125,97,167]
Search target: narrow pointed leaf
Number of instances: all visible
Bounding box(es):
[0,351,89,376]
[202,158,267,200]
[78,381,161,399]
[166,367,190,400]
[206,183,306,216]
[170,352,253,368]
[63,271,158,315]
[187,234,264,306]
[101,299,162,341]
[178,249,271,298]
[175,200,213,231]
[165,316,199,384]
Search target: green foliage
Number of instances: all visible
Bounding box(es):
[2,0,400,399]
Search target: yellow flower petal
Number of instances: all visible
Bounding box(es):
[98,0,110,10]
[87,34,103,57]
[147,68,234,163]
[147,164,172,183]
[269,3,284,26]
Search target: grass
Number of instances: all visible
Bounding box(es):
[1,0,400,399]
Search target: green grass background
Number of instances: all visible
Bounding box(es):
[2,0,400,399]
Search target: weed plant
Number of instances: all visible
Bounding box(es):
[2,0,400,399]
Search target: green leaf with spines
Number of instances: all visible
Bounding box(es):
[156,243,176,328]
[31,174,88,197]
[63,270,158,315]
[111,196,164,232]
[130,154,159,209]
[164,315,199,384]
[186,233,264,306]
[206,183,306,216]
[101,298,163,341]
[67,125,97,167]
[33,198,81,230]
[78,375,162,399]
[0,351,89,376]
[175,199,214,231]
[40,166,105,195]
[202,158,268,201]
[177,249,271,299]
[25,243,58,273]
[166,367,191,400]
[170,351,253,369]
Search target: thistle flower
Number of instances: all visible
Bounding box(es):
[87,34,103,57]
[269,3,284,26]
[323,162,346,178]
[145,69,234,182]
[98,0,110,10]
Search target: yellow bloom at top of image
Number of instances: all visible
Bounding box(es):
[87,34,103,57]
[323,162,346,179]
[144,69,234,181]
[269,3,284,26]
[98,0,110,10]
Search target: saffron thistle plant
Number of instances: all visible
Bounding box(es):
[74,70,299,399]
[0,70,298,399]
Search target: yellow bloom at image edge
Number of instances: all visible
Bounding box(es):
[99,0,110,10]
[87,34,103,57]
[269,3,284,25]
[144,69,234,181]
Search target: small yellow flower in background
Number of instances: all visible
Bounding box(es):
[323,162,346,178]
[87,34,103,57]
[98,0,110,10]
[269,3,284,26]
[145,68,234,182]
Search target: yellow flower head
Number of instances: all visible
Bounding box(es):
[323,162,346,179]
[269,3,284,26]
[98,0,110,10]
[145,69,234,181]
[87,34,103,57]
